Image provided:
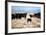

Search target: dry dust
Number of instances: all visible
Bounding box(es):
[11,17,41,29]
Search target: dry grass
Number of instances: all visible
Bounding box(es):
[11,17,41,29]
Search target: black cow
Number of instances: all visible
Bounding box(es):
[35,13,40,18]
[12,13,27,19]
[12,14,15,19]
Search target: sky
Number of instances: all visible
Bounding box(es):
[11,6,41,14]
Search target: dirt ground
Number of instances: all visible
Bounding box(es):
[11,17,41,29]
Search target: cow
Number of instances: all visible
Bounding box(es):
[12,13,27,19]
[26,13,40,23]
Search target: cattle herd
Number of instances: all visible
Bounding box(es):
[12,13,27,19]
[12,13,40,22]
[11,13,41,28]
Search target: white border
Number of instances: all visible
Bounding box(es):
[8,2,44,33]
